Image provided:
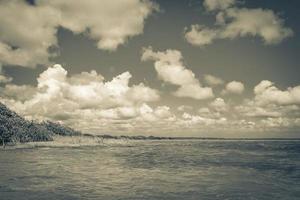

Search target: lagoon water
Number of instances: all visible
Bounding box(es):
[0,139,300,200]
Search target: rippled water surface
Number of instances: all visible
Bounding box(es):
[1,140,300,200]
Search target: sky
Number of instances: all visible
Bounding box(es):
[0,0,300,138]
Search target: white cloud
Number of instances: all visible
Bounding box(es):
[184,1,293,46]
[198,107,222,119]
[0,64,160,121]
[203,0,236,11]
[254,80,300,106]
[221,8,294,44]
[2,67,300,135]
[1,64,176,134]
[0,0,158,68]
[254,80,273,94]
[246,107,281,118]
[192,98,229,120]
[1,84,36,102]
[173,84,213,99]
[181,112,227,126]
[233,95,300,133]
[37,0,158,51]
[204,74,224,86]
[153,106,172,119]
[223,81,244,94]
[210,98,228,112]
[235,102,282,118]
[198,107,211,115]
[177,105,193,112]
[141,47,214,100]
[184,25,218,46]
[0,0,58,68]
[260,117,291,128]
[68,70,104,85]
[142,47,190,85]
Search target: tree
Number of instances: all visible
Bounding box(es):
[0,119,13,148]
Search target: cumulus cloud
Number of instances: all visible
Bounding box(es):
[204,74,224,86]
[0,0,158,68]
[223,81,244,94]
[0,64,160,120]
[141,47,214,100]
[0,0,58,68]
[1,66,300,135]
[184,25,219,46]
[194,98,229,120]
[210,98,228,112]
[184,0,293,46]
[233,92,300,133]
[85,103,172,122]
[61,102,177,134]
[203,0,236,11]
[181,112,227,126]
[221,8,293,44]
[177,105,193,112]
[234,99,282,118]
[254,80,300,106]
[68,70,104,85]
[0,84,36,102]
[173,84,214,99]
[198,107,211,115]
[37,0,158,51]
[238,106,281,118]
[208,97,300,132]
[260,117,300,129]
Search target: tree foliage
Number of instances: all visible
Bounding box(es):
[0,102,81,146]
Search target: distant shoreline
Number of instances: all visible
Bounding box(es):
[82,134,300,141]
[2,135,300,149]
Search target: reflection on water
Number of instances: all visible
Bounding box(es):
[0,140,300,200]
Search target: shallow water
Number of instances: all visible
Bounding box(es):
[0,139,300,200]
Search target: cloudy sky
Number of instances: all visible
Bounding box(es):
[1,0,300,138]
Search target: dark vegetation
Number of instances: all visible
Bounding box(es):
[0,102,81,147]
[41,120,81,136]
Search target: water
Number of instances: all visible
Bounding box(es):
[0,139,300,200]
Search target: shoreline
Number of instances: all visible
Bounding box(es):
[1,135,300,150]
[83,134,300,141]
